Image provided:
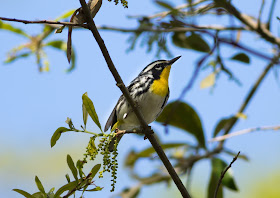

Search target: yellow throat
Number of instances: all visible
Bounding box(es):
[150,65,171,97]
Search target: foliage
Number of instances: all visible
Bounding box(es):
[0,10,76,72]
[14,93,118,197]
[2,0,280,197]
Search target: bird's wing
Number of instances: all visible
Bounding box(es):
[104,105,117,131]
[155,88,169,119]
[161,88,170,109]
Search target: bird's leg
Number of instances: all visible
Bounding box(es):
[144,126,154,140]
[115,128,124,137]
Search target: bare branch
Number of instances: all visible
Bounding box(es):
[98,25,246,32]
[0,17,246,32]
[0,16,88,28]
[214,152,240,198]
[219,1,280,47]
[266,0,276,30]
[209,125,280,142]
[78,0,191,197]
[257,0,265,28]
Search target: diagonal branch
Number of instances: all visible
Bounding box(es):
[78,0,191,197]
[214,152,240,198]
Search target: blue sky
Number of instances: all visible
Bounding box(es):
[1,0,280,197]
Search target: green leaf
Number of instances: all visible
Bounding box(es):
[120,186,141,198]
[82,93,89,129]
[138,143,186,157]
[54,180,78,197]
[47,187,55,198]
[231,53,250,64]
[45,40,76,72]
[213,117,235,137]
[87,186,103,191]
[55,9,76,21]
[32,192,46,198]
[172,32,188,48]
[67,154,78,182]
[138,173,170,185]
[76,160,84,179]
[90,164,101,179]
[13,189,33,198]
[172,32,210,53]
[156,101,206,148]
[125,143,186,167]
[82,93,102,131]
[200,72,216,89]
[50,127,71,147]
[155,1,174,10]
[35,176,46,194]
[45,40,67,51]
[65,174,71,183]
[186,33,210,52]
[0,20,29,37]
[207,166,223,198]
[4,52,31,64]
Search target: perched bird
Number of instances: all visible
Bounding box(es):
[104,56,181,151]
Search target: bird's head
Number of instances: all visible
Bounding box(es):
[139,56,181,80]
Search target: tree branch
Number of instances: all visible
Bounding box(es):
[266,0,276,30]
[214,151,240,198]
[219,0,280,47]
[0,17,88,28]
[0,16,245,32]
[209,125,280,142]
[78,0,191,197]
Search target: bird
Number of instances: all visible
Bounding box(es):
[104,56,181,151]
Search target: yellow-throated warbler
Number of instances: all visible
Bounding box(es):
[104,56,181,151]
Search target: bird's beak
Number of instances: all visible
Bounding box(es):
[168,56,181,65]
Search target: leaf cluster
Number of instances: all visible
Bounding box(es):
[0,10,76,72]
[15,93,119,197]
[121,101,247,197]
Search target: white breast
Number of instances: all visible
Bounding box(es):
[117,91,166,130]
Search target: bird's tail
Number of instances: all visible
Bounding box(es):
[108,135,123,152]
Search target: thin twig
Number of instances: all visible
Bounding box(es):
[257,0,265,28]
[0,17,88,28]
[266,0,276,30]
[98,25,245,32]
[209,125,280,142]
[78,0,191,197]
[214,152,240,198]
[219,0,280,47]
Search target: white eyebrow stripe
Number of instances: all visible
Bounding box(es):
[141,60,166,74]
